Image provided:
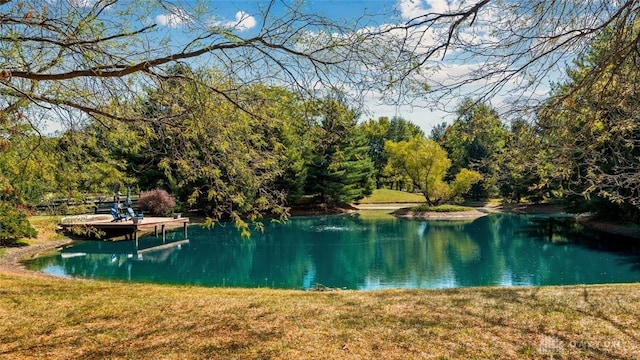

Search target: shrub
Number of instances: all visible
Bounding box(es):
[0,202,37,245]
[137,189,176,216]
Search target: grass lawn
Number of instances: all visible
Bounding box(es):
[1,217,639,359]
[1,273,639,359]
[357,189,425,204]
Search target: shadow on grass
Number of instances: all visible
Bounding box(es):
[0,239,29,248]
[473,287,640,359]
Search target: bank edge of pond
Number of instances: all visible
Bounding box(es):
[392,207,488,220]
[576,215,640,240]
[495,203,640,240]
[0,238,74,278]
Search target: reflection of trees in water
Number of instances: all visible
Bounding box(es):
[423,218,506,287]
[496,214,640,285]
[27,214,640,288]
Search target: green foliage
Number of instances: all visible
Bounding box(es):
[387,117,425,142]
[54,129,132,199]
[441,100,508,199]
[114,69,292,230]
[0,202,37,245]
[305,97,375,205]
[361,116,424,188]
[263,87,312,204]
[360,117,391,188]
[498,119,545,203]
[0,135,57,205]
[450,169,484,203]
[535,19,640,219]
[385,137,482,206]
[0,125,132,209]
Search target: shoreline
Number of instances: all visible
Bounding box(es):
[392,208,488,220]
[0,238,74,278]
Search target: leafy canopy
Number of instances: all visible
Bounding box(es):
[385,136,481,206]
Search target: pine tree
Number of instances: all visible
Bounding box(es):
[306,98,375,206]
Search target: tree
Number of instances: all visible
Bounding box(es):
[498,119,544,203]
[54,128,132,199]
[371,1,640,113]
[387,117,424,142]
[385,137,481,206]
[430,122,448,143]
[441,100,507,199]
[122,69,292,230]
[535,19,640,219]
[0,203,37,245]
[0,135,38,244]
[361,116,424,189]
[305,97,375,206]
[361,117,391,189]
[0,134,57,206]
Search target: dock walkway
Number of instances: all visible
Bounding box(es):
[60,216,190,241]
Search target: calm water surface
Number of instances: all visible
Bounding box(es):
[25,212,640,289]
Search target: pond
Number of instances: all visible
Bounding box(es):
[25,212,640,290]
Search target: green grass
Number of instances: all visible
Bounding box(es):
[24,216,65,244]
[357,189,425,204]
[0,274,638,359]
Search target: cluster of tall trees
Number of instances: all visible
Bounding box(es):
[1,70,379,234]
[4,26,640,232]
[3,0,640,242]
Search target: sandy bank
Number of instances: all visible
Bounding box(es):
[0,239,73,278]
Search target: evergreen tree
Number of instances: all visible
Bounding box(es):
[498,119,544,203]
[387,117,424,142]
[306,98,375,205]
[361,117,390,189]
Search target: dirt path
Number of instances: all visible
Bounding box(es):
[0,239,73,279]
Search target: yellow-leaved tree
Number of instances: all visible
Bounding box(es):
[384,136,482,206]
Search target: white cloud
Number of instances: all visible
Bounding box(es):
[69,0,96,7]
[218,11,257,32]
[208,11,257,32]
[156,7,192,28]
[398,0,425,19]
[397,0,462,20]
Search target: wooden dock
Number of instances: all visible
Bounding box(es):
[60,216,190,242]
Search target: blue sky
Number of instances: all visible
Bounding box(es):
[49,0,559,135]
[148,0,459,133]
